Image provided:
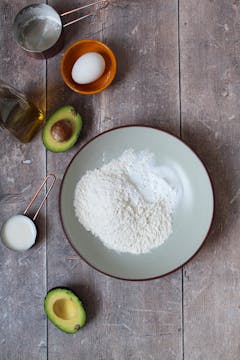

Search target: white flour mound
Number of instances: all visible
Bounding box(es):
[74,149,179,254]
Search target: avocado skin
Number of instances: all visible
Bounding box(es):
[42,105,82,152]
[44,287,86,334]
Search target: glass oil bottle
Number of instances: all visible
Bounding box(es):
[0,80,44,143]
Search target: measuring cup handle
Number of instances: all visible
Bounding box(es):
[60,0,108,28]
[23,174,56,221]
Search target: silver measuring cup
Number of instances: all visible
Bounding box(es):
[13,1,108,59]
[1,174,56,251]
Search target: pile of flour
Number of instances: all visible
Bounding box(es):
[74,149,179,254]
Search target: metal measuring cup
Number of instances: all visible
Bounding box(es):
[0,174,56,251]
[13,0,108,59]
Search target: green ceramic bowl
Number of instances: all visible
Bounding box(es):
[60,126,214,280]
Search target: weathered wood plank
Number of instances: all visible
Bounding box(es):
[47,1,182,360]
[0,1,47,359]
[101,0,180,133]
[180,1,240,359]
[2,0,240,358]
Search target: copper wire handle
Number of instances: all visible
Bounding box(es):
[24,174,56,221]
[61,0,109,28]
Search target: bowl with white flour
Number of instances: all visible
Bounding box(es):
[60,125,214,280]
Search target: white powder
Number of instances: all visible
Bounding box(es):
[74,149,179,254]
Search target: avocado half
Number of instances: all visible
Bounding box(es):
[42,105,82,152]
[44,288,86,334]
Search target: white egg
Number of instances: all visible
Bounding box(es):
[71,52,106,85]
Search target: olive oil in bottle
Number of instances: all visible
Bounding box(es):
[0,80,44,143]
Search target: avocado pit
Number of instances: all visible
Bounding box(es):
[51,120,73,142]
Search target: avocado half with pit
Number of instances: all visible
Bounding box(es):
[44,288,86,334]
[42,105,82,152]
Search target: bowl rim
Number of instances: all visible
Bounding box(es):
[59,124,215,281]
[60,39,117,95]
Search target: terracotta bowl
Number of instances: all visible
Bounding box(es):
[61,39,117,95]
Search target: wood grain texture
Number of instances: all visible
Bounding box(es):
[4,0,240,359]
[46,1,182,360]
[0,1,47,360]
[101,0,180,133]
[180,1,240,359]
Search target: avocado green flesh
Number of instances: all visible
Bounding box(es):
[44,288,86,334]
[42,106,82,152]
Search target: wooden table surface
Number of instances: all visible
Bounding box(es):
[1,1,240,359]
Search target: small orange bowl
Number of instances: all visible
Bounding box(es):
[61,39,117,95]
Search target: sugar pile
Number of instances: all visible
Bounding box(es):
[74,149,179,254]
